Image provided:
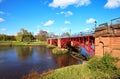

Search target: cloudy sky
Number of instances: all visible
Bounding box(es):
[0,0,120,35]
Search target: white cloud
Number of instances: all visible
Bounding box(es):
[84,28,90,32]
[43,20,54,26]
[61,28,68,32]
[0,11,5,15]
[86,18,95,24]
[64,20,71,24]
[0,28,6,31]
[104,0,120,9]
[65,11,73,17]
[56,11,73,17]
[49,0,91,9]
[0,18,5,22]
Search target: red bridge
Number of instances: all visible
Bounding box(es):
[47,18,120,58]
[47,35,95,56]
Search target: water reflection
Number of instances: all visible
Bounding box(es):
[36,46,48,55]
[0,46,12,52]
[16,46,33,60]
[52,54,79,67]
[0,46,81,79]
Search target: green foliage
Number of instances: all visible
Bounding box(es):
[22,54,120,79]
[16,28,34,42]
[41,64,91,79]
[47,45,56,49]
[16,32,23,41]
[0,34,7,41]
[36,30,48,41]
[0,41,46,46]
[88,54,120,79]
[52,48,68,54]
[61,32,70,37]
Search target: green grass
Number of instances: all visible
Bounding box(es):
[52,47,68,54]
[40,54,120,79]
[46,44,56,49]
[0,41,47,46]
[41,63,92,79]
[21,54,120,79]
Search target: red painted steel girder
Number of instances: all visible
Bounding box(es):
[51,39,58,46]
[47,36,95,56]
[60,38,71,48]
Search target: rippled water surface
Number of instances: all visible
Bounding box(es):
[0,46,80,79]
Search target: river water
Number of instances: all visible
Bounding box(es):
[0,46,81,79]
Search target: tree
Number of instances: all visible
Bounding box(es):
[48,32,58,38]
[36,30,48,41]
[0,34,7,41]
[61,32,70,37]
[16,32,23,41]
[7,35,16,41]
[16,28,34,42]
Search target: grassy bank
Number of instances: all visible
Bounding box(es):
[22,54,120,79]
[52,47,68,54]
[46,44,56,49]
[42,54,120,79]
[0,41,47,46]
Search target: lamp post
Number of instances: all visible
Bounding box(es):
[94,21,97,28]
[94,21,97,32]
[69,29,71,37]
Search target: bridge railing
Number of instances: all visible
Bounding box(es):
[48,31,94,39]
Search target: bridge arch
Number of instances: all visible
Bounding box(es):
[99,41,104,56]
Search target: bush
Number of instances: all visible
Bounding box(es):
[88,54,120,79]
[47,45,56,49]
[52,48,68,54]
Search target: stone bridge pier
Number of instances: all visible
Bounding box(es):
[95,23,120,58]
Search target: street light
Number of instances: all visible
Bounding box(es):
[94,21,97,28]
[69,29,71,37]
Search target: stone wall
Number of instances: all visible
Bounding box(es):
[95,36,120,58]
[95,23,120,58]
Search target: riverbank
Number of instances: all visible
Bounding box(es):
[52,47,68,54]
[0,41,47,46]
[22,54,120,79]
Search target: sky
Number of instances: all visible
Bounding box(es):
[0,0,120,35]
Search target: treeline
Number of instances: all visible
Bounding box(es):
[0,34,16,41]
[0,28,71,42]
[0,28,49,42]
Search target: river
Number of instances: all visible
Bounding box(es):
[0,46,81,79]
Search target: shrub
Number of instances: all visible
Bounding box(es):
[52,48,68,54]
[88,54,120,79]
[46,45,56,49]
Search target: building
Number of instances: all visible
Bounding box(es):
[95,22,120,58]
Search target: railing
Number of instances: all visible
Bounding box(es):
[48,31,94,39]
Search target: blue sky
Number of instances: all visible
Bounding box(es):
[0,0,120,35]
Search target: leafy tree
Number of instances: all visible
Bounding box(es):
[16,32,23,41]
[36,30,48,41]
[16,28,34,42]
[0,34,7,41]
[7,35,16,41]
[61,32,70,37]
